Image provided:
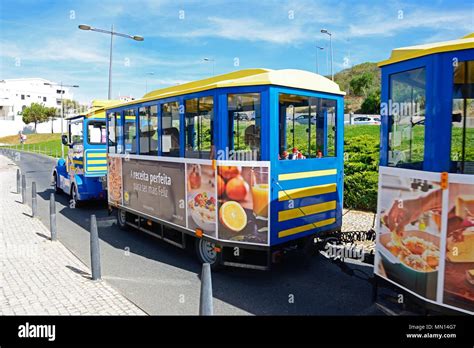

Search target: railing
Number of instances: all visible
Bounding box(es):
[0,144,62,158]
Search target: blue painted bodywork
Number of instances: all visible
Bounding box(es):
[53,117,107,201]
[106,84,344,247]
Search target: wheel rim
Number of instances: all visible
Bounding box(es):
[198,240,217,264]
[54,175,57,188]
[118,209,127,226]
[72,187,77,202]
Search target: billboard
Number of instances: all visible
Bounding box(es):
[375,166,474,314]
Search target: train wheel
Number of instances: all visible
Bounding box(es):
[53,173,62,194]
[71,184,82,208]
[195,238,222,270]
[117,208,129,230]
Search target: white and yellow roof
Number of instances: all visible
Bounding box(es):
[106,68,344,110]
[379,32,474,67]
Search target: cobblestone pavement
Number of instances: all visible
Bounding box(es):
[342,209,376,233]
[342,209,377,255]
[0,155,146,315]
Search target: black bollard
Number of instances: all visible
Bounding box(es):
[90,215,101,280]
[199,263,213,315]
[21,174,26,204]
[50,193,57,241]
[31,182,37,217]
[16,169,20,194]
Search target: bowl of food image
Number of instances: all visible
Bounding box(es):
[188,191,216,232]
[379,230,440,300]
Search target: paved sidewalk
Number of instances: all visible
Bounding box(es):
[0,155,146,315]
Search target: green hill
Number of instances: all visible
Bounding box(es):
[332,62,381,113]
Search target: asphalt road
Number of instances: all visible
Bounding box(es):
[2,150,383,315]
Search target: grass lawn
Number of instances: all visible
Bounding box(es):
[0,133,65,158]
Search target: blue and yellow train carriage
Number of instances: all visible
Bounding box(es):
[105,69,345,269]
[53,100,119,204]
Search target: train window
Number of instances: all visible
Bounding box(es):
[123,109,137,154]
[312,97,337,157]
[228,93,261,160]
[451,60,474,174]
[185,96,214,159]
[139,106,158,155]
[161,101,180,157]
[69,120,83,145]
[388,67,426,169]
[279,94,337,159]
[107,112,117,153]
[88,121,106,145]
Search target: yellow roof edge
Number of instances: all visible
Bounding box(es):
[378,34,474,67]
[142,68,269,99]
[105,68,344,111]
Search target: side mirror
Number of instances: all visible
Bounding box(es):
[61,135,69,146]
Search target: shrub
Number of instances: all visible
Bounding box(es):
[343,128,380,212]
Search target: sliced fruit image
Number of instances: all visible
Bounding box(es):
[225,175,249,201]
[219,201,247,233]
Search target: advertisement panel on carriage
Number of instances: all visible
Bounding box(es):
[375,166,474,314]
[107,154,271,246]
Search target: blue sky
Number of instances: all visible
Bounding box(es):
[1,0,473,103]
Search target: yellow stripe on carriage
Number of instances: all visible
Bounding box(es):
[87,153,106,158]
[87,159,107,165]
[72,160,83,165]
[278,168,337,181]
[278,200,336,222]
[125,116,136,120]
[87,166,107,171]
[278,218,336,238]
[278,183,337,201]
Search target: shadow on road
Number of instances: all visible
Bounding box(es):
[13,150,381,315]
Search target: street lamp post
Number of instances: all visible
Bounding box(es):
[316,45,324,74]
[203,58,215,76]
[44,82,79,159]
[78,24,144,100]
[321,29,334,81]
[145,72,155,94]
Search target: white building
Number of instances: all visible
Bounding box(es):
[0,78,74,137]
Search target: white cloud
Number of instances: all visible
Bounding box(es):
[347,9,473,38]
[159,16,307,44]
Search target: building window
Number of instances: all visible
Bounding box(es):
[123,109,137,154]
[43,97,47,102]
[21,95,25,100]
[185,96,214,159]
[279,94,337,159]
[139,105,158,155]
[228,93,261,160]
[451,60,474,174]
[388,67,426,169]
[161,101,180,157]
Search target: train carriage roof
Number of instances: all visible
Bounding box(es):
[65,99,121,120]
[105,68,345,110]
[378,32,474,67]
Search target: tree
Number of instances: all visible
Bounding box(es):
[22,103,51,132]
[45,106,59,133]
[360,89,381,114]
[350,72,374,97]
